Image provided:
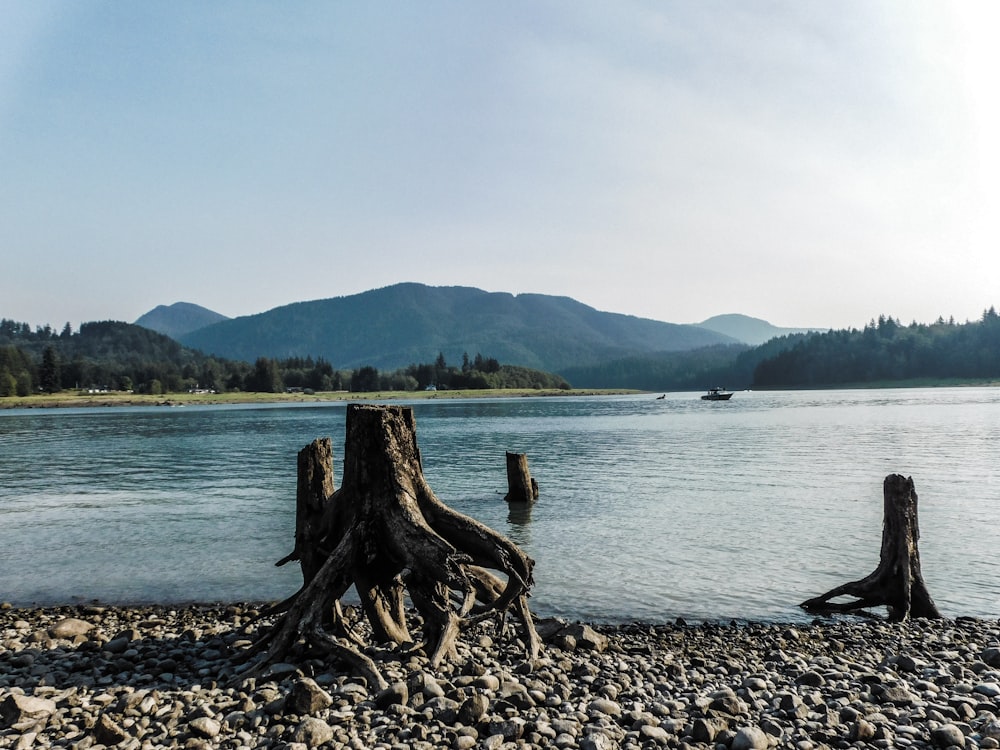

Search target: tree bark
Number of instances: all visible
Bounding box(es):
[275,437,336,584]
[504,451,538,503]
[244,404,539,686]
[801,474,941,620]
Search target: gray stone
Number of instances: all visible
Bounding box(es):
[375,681,408,709]
[293,717,334,747]
[336,682,368,704]
[795,670,825,687]
[983,648,1000,668]
[189,717,221,738]
[711,692,749,715]
[639,724,670,742]
[457,693,489,725]
[850,719,876,742]
[930,723,966,748]
[561,623,609,652]
[47,618,94,639]
[975,682,1000,698]
[536,617,569,639]
[1,694,57,727]
[587,697,622,717]
[484,718,524,740]
[732,726,770,750]
[878,685,916,706]
[579,732,616,750]
[93,712,129,746]
[692,717,728,743]
[286,677,333,715]
[982,719,1000,739]
[473,674,501,691]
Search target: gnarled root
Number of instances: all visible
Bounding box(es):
[241,404,540,685]
[801,474,941,621]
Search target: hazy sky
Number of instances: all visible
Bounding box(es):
[2,1,998,331]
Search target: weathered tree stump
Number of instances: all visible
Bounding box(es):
[275,437,336,584]
[245,404,539,688]
[504,451,539,503]
[801,474,941,620]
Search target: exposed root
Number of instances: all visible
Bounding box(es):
[241,404,540,685]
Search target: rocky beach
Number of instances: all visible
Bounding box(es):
[3,603,1000,749]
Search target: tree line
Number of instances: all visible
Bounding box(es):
[348,351,569,393]
[752,309,1000,387]
[557,309,1000,390]
[0,319,568,397]
[4,309,999,397]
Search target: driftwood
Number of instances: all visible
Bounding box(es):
[801,474,941,620]
[504,451,539,503]
[245,404,539,687]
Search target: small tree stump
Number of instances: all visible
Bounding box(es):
[275,437,336,584]
[801,474,941,620]
[245,404,539,688]
[504,451,539,503]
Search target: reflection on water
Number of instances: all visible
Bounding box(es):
[505,500,534,547]
[1,389,999,622]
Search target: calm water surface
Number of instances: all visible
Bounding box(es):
[1,388,998,622]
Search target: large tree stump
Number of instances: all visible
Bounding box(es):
[801,474,941,620]
[245,404,539,688]
[504,451,539,503]
[275,437,336,584]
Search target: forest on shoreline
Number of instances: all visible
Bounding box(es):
[2,308,999,399]
[561,308,1000,391]
[0,320,568,399]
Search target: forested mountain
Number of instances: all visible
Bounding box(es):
[558,335,811,391]
[178,283,736,371]
[134,302,229,338]
[695,314,823,346]
[753,311,1000,387]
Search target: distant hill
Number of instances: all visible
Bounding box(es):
[695,314,824,346]
[178,283,737,371]
[135,302,229,339]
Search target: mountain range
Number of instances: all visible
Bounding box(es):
[694,313,819,346]
[134,302,230,339]
[134,283,820,372]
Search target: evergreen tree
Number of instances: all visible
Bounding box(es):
[351,365,380,392]
[15,370,32,396]
[249,357,283,393]
[0,370,15,397]
[40,346,61,392]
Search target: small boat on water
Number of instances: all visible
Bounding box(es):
[701,387,733,401]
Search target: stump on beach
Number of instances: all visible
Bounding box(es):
[275,437,336,584]
[504,451,539,503]
[246,404,540,688]
[801,473,941,621]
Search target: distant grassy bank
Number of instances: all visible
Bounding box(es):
[0,388,641,410]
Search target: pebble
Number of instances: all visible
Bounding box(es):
[3,604,1000,749]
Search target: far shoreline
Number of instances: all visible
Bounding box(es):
[4,379,997,410]
[0,387,644,410]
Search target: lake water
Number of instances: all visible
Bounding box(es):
[1,388,998,623]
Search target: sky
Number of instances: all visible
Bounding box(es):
[2,1,998,332]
